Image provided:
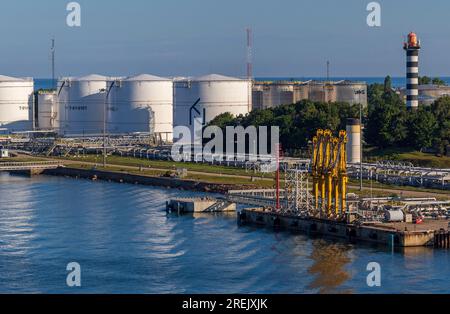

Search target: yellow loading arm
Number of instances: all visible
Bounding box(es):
[310,129,348,219]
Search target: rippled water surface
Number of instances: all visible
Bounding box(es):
[1,173,450,293]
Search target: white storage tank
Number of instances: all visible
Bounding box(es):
[106,74,173,142]
[57,74,108,135]
[174,74,252,135]
[0,75,34,132]
[36,90,58,130]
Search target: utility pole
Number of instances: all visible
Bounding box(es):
[276,143,281,211]
[246,28,253,112]
[326,60,330,82]
[359,103,363,191]
[51,37,56,89]
[103,94,107,168]
[104,82,116,167]
[246,28,253,80]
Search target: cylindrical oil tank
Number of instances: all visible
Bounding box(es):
[36,90,58,130]
[293,83,310,103]
[57,74,108,136]
[174,74,251,135]
[252,83,264,110]
[335,81,368,106]
[265,83,294,108]
[0,75,34,132]
[308,82,326,102]
[346,118,361,164]
[106,74,173,142]
[384,210,405,222]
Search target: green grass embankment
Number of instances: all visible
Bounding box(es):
[366,147,450,168]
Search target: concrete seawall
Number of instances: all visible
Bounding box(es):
[239,209,437,247]
[43,167,233,194]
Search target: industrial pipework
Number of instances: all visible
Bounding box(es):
[312,129,348,218]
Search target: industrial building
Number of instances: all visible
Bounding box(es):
[57,74,109,135]
[0,75,34,133]
[252,80,367,110]
[106,74,173,142]
[173,74,252,137]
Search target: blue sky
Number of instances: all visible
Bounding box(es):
[0,0,449,78]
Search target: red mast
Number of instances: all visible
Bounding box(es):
[276,144,282,211]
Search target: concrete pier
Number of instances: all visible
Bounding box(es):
[167,198,236,214]
[239,208,448,247]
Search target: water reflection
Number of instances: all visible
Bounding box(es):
[1,173,450,293]
[307,239,353,294]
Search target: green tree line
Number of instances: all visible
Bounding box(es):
[208,77,450,155]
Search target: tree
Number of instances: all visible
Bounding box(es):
[366,90,408,148]
[432,77,446,86]
[407,108,438,150]
[384,75,392,93]
[419,76,431,85]
[208,112,238,129]
[430,96,450,153]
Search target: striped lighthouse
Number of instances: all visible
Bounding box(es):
[403,32,421,109]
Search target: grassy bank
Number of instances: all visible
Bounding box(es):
[65,161,447,199]
[366,147,450,168]
[4,154,448,198]
[61,155,264,178]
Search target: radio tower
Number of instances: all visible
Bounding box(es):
[246,28,253,80]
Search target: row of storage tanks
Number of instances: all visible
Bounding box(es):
[0,74,367,142]
[0,74,252,142]
[252,80,368,110]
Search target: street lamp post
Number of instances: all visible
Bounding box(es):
[103,82,115,168]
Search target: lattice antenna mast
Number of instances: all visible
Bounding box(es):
[246,28,253,80]
[51,37,56,89]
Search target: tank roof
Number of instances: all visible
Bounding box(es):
[73,74,109,81]
[194,74,244,82]
[0,75,33,82]
[124,74,171,81]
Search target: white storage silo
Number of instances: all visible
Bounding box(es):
[0,75,34,132]
[57,74,108,136]
[106,74,173,142]
[36,90,58,130]
[174,74,251,134]
[346,118,362,164]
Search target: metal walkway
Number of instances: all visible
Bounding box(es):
[0,161,63,171]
